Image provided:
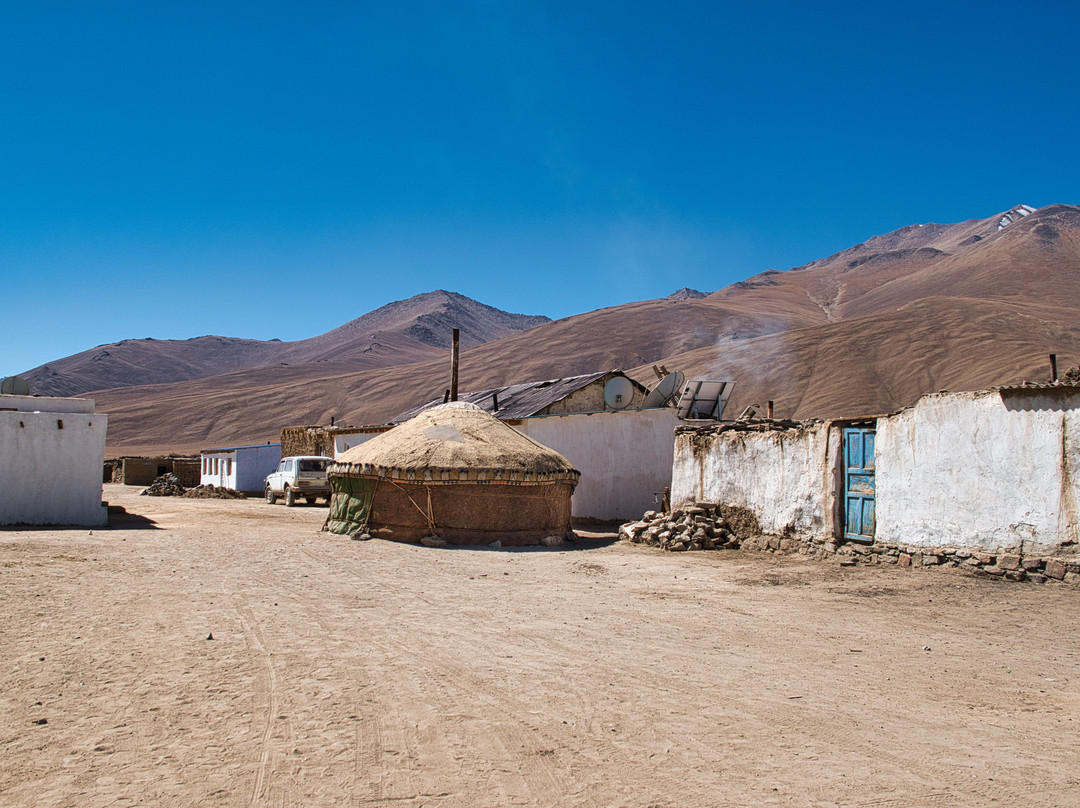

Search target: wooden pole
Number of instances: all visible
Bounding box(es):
[1050,353,1058,382]
[767,400,774,419]
[450,329,460,401]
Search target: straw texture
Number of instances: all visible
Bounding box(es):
[330,401,580,484]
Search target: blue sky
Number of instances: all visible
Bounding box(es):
[2,1,1078,378]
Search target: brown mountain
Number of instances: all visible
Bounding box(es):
[40,203,1080,457]
[22,290,550,398]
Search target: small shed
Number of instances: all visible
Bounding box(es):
[200,443,282,493]
[326,402,580,545]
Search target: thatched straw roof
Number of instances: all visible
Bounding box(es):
[329,402,580,485]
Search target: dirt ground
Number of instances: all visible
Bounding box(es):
[2,485,1078,808]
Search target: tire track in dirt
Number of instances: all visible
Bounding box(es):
[224,577,287,807]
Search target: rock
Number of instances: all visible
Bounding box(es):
[350,532,372,541]
[1045,560,1067,580]
[997,554,1022,571]
[1027,573,1048,584]
[1021,558,1045,572]
[141,473,187,497]
[488,540,501,549]
[540,535,563,547]
[921,554,941,566]
[1004,569,1026,582]
[183,484,246,499]
[839,558,858,567]
[420,536,447,548]
[898,553,912,567]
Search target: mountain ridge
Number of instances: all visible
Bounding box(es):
[14,203,1080,457]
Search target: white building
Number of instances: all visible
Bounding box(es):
[0,394,108,526]
[200,443,282,493]
[671,384,1080,559]
[511,407,679,522]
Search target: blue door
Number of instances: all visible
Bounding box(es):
[843,426,876,541]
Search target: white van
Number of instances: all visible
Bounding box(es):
[265,456,331,506]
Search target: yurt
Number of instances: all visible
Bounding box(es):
[325,402,580,545]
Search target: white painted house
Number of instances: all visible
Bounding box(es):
[671,384,1080,559]
[200,443,282,493]
[511,407,679,521]
[0,394,108,526]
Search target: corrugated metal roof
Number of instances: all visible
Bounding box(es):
[995,380,1080,393]
[387,370,640,424]
[201,443,281,454]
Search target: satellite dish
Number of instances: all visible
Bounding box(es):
[603,376,635,410]
[642,371,685,408]
[0,375,30,396]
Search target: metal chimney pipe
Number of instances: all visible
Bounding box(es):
[450,329,460,401]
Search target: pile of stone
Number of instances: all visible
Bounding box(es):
[182,484,247,500]
[140,473,187,496]
[619,502,758,551]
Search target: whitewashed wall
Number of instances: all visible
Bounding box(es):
[333,429,386,458]
[671,422,837,536]
[201,444,281,492]
[0,395,107,526]
[515,408,679,521]
[876,389,1080,557]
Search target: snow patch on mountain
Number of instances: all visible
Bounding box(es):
[998,205,1036,230]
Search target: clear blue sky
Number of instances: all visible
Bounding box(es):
[3,1,1078,378]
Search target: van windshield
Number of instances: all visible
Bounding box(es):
[299,459,328,472]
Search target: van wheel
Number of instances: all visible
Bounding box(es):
[265,486,276,505]
[284,486,296,507]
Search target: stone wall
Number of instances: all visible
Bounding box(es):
[875,387,1080,557]
[621,503,1080,585]
[280,426,333,458]
[671,419,838,536]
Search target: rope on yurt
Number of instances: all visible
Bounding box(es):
[387,479,439,536]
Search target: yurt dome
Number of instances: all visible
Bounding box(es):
[325,402,580,545]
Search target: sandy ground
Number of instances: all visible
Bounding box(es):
[1,485,1078,808]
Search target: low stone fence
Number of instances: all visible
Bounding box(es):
[621,502,1080,585]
